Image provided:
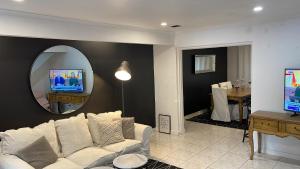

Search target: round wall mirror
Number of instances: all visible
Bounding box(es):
[30,45,94,114]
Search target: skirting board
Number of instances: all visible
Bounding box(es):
[153,127,181,135]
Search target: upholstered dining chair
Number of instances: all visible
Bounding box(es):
[219,81,233,89]
[211,84,219,88]
[211,88,231,122]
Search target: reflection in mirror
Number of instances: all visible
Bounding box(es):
[195,55,216,74]
[30,45,94,114]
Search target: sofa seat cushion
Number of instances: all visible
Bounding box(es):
[66,147,116,168]
[43,158,82,169]
[102,139,141,153]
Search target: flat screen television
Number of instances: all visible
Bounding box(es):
[284,69,300,115]
[49,69,84,92]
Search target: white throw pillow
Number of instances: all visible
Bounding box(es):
[107,110,122,119]
[33,120,60,156]
[87,113,103,143]
[0,127,42,155]
[87,110,122,143]
[55,113,93,157]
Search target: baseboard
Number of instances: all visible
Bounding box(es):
[264,148,300,161]
[184,109,208,119]
[153,127,180,135]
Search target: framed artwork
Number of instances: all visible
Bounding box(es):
[159,114,171,134]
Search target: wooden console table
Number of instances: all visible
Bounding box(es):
[48,92,89,104]
[249,111,300,160]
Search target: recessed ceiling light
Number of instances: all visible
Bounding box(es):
[13,0,24,2]
[160,22,168,27]
[253,6,263,12]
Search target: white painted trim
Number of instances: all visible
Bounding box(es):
[264,148,300,161]
[176,48,185,134]
[0,9,172,34]
[176,42,253,134]
[0,9,174,45]
[184,110,203,119]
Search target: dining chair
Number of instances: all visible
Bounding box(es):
[219,81,233,89]
[211,88,231,122]
[243,97,251,142]
[211,84,219,88]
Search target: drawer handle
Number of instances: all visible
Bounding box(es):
[295,127,300,131]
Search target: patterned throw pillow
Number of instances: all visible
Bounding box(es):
[97,120,125,147]
[113,117,135,139]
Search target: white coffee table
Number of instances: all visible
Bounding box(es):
[113,154,148,169]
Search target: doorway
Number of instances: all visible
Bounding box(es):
[177,43,252,132]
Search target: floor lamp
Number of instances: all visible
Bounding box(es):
[115,61,132,114]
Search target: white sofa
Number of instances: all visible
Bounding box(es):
[0,112,152,169]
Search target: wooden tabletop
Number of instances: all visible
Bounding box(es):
[251,111,300,123]
[227,87,251,98]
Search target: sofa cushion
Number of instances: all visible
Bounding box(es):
[33,120,60,156]
[113,117,135,139]
[87,113,104,143]
[106,110,122,119]
[97,120,125,147]
[43,158,82,169]
[0,127,42,155]
[66,147,116,168]
[55,113,93,157]
[87,110,122,144]
[16,136,58,169]
[102,139,141,154]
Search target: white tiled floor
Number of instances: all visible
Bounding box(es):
[149,121,300,169]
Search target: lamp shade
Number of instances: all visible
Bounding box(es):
[115,61,131,81]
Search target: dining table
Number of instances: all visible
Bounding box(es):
[227,87,251,123]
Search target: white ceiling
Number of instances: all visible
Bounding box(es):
[1,0,300,30]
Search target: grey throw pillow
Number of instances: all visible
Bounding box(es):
[16,136,58,169]
[97,120,125,147]
[113,117,135,139]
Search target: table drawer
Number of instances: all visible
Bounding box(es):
[253,119,278,132]
[286,123,300,135]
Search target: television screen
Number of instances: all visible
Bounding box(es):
[50,69,84,92]
[284,69,300,113]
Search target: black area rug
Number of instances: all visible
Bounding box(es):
[187,112,247,130]
[113,159,182,169]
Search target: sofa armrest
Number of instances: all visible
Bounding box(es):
[0,154,34,169]
[134,123,152,155]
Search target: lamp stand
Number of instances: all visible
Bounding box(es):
[121,81,125,114]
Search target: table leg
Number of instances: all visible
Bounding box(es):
[258,132,262,153]
[249,118,254,160]
[239,99,243,123]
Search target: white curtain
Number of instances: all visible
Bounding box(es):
[227,45,251,85]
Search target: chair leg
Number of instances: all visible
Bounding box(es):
[242,102,251,142]
[243,127,248,142]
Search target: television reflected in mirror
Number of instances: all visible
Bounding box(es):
[194,55,216,74]
[30,45,94,115]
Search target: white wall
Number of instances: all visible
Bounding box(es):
[174,18,300,159]
[0,9,174,45]
[153,45,183,134]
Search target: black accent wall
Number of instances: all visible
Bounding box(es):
[182,47,227,115]
[0,36,155,131]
